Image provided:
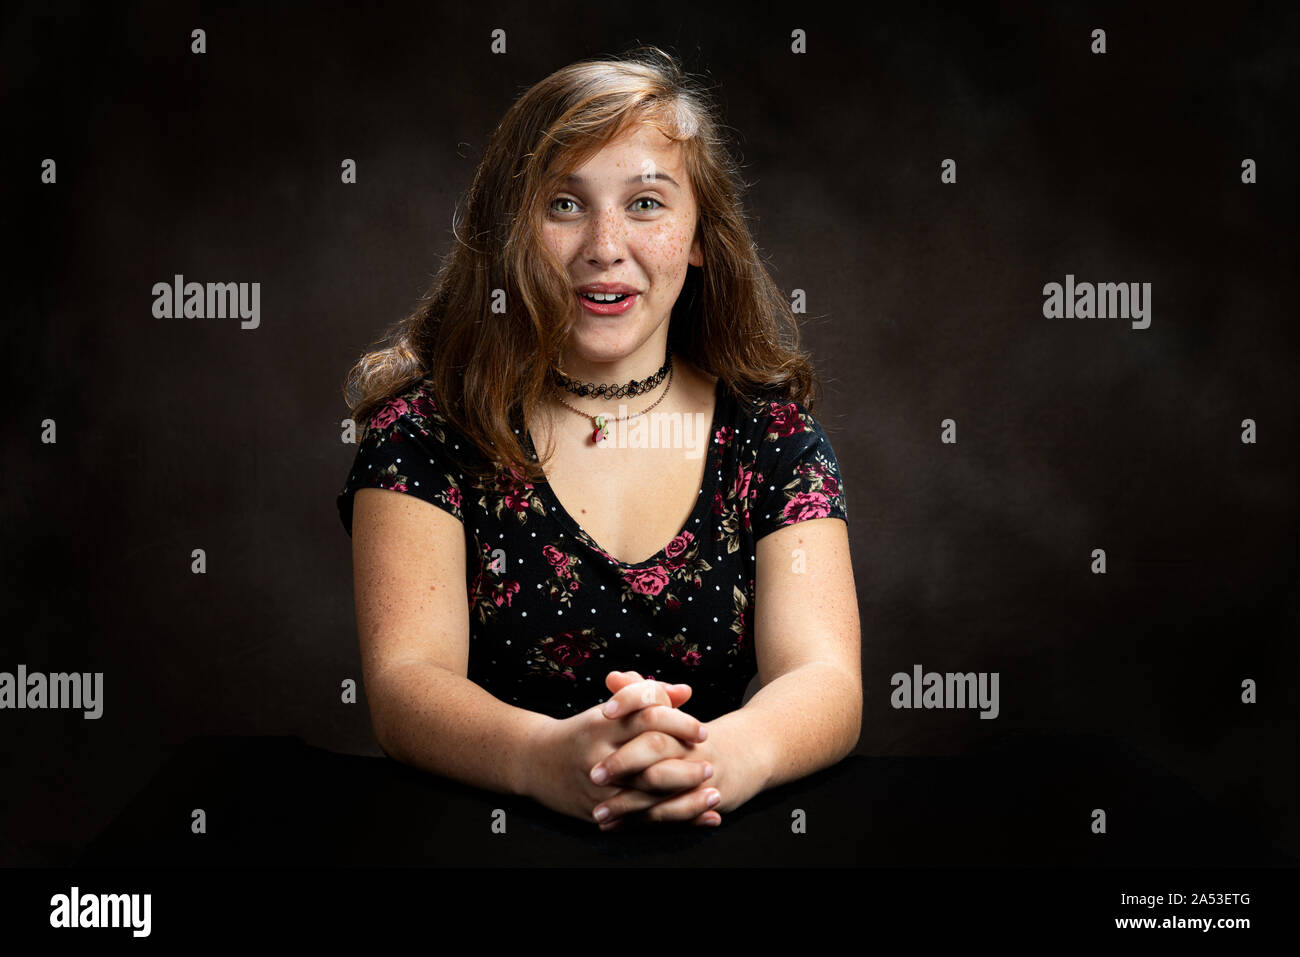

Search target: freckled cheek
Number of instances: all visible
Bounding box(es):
[541,229,569,260]
[639,226,694,278]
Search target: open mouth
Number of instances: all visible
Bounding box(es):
[576,290,638,315]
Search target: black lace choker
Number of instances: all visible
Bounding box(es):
[550,350,672,399]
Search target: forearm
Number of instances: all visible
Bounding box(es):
[711,661,862,794]
[368,660,553,798]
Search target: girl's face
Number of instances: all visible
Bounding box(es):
[542,122,703,369]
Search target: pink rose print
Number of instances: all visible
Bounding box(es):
[714,425,734,446]
[410,394,439,418]
[656,633,703,667]
[369,397,410,431]
[546,636,591,670]
[491,581,521,607]
[542,541,583,605]
[733,466,755,501]
[504,464,534,487]
[783,490,831,523]
[373,464,411,495]
[624,566,670,596]
[767,402,803,438]
[445,487,462,508]
[497,465,538,513]
[663,531,694,568]
[527,628,607,681]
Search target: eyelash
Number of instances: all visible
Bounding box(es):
[548,196,663,216]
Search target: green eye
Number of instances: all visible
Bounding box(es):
[547,196,663,215]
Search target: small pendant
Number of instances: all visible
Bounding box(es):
[592,415,609,445]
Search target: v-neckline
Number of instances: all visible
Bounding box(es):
[525,376,725,569]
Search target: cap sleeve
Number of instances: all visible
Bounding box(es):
[749,398,848,541]
[336,381,467,537]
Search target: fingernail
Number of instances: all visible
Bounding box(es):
[697,725,708,741]
[591,765,608,784]
[706,790,720,808]
[702,763,713,779]
[603,700,619,717]
[594,806,610,822]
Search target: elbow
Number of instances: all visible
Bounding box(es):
[367,691,403,762]
[375,727,399,761]
[364,659,430,763]
[844,706,862,761]
[835,665,863,761]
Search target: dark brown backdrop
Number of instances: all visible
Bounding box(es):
[3,0,1297,865]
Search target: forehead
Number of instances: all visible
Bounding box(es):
[568,121,685,179]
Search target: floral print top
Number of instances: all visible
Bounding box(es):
[337,376,848,722]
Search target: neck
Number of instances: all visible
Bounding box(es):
[552,349,671,408]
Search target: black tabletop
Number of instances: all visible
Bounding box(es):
[75,730,1292,867]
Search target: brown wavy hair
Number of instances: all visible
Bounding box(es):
[342,44,822,483]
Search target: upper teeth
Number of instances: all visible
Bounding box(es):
[582,292,628,301]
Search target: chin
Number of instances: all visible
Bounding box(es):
[566,344,640,366]
[568,328,654,358]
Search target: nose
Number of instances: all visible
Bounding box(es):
[581,204,626,268]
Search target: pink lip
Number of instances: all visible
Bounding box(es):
[577,282,639,294]
[576,290,638,316]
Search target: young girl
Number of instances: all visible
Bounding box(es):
[337,46,861,831]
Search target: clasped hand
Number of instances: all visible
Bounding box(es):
[527,670,744,830]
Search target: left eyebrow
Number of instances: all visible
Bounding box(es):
[562,172,681,189]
